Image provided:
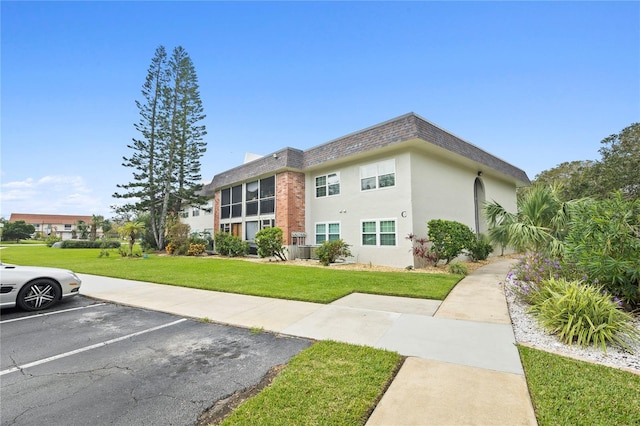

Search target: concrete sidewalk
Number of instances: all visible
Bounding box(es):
[79,258,537,425]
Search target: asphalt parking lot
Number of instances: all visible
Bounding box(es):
[1,296,312,425]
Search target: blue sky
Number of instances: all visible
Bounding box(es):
[2,1,639,218]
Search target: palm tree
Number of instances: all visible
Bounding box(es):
[483,185,576,256]
[119,221,146,256]
[90,215,105,241]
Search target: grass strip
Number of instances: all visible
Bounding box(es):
[519,345,640,426]
[0,246,460,303]
[220,341,402,425]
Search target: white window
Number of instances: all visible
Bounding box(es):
[315,173,340,197]
[203,202,213,215]
[181,209,189,218]
[192,207,200,217]
[64,224,72,231]
[360,159,395,191]
[361,219,396,246]
[315,222,340,244]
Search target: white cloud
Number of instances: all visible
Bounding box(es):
[2,178,35,189]
[0,175,108,218]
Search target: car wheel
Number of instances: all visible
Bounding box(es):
[16,279,61,311]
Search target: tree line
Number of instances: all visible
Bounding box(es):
[532,122,639,201]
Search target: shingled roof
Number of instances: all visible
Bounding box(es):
[205,112,530,194]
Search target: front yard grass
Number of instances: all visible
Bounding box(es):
[0,246,460,303]
[220,341,402,426]
[519,345,640,426]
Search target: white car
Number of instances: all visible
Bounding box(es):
[0,263,82,311]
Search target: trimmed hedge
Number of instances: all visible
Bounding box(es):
[60,240,121,249]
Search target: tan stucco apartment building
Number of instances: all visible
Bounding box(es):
[183,113,530,268]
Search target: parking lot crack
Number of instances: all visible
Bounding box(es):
[7,355,31,378]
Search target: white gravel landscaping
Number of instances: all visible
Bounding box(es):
[503,275,640,374]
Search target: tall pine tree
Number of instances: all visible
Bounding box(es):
[114,45,207,250]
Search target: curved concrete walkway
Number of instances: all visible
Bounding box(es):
[79,258,537,425]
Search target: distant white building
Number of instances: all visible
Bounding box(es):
[179,200,214,238]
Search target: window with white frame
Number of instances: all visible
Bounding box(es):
[192,207,200,217]
[360,159,395,191]
[315,173,340,197]
[315,222,340,244]
[203,202,213,215]
[361,219,396,246]
[64,224,72,231]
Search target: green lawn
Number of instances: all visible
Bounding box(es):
[221,341,402,425]
[0,246,460,303]
[519,345,640,426]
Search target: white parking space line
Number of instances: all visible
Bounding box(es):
[0,303,107,324]
[1,318,187,376]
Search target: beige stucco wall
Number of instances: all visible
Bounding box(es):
[305,147,520,268]
[306,152,415,268]
[409,150,518,260]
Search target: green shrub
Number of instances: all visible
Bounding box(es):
[166,223,191,256]
[448,261,468,275]
[254,227,287,261]
[61,240,121,249]
[316,239,352,266]
[564,194,640,307]
[466,233,494,261]
[528,278,640,352]
[427,219,475,264]
[214,232,249,257]
[45,235,62,247]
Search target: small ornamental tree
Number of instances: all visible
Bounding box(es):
[427,219,475,264]
[2,220,35,243]
[254,227,287,261]
[119,221,145,257]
